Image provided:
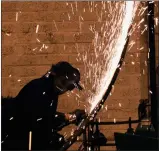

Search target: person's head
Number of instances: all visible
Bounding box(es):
[50,61,83,94]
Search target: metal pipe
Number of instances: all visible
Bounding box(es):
[90,119,139,125]
[147,1,157,135]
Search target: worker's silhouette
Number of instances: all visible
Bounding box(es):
[2,61,85,150]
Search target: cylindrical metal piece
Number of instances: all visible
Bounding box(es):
[148,1,157,135]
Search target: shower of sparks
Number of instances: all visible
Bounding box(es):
[79,1,140,113]
[16,12,18,21]
[36,25,39,33]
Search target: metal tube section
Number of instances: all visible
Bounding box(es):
[60,37,130,151]
[148,1,157,135]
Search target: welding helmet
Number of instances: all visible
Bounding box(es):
[51,62,83,92]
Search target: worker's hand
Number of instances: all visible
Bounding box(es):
[64,113,76,123]
[69,109,86,125]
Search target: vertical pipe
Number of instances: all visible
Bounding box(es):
[83,129,87,151]
[147,1,157,135]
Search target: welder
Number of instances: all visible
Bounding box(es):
[1,61,86,150]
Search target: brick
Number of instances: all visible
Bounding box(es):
[56,22,80,32]
[64,33,94,43]
[16,12,46,22]
[99,123,138,131]
[16,33,65,44]
[2,87,19,97]
[2,77,35,89]
[104,97,140,110]
[100,145,116,151]
[98,129,127,141]
[2,23,16,33]
[3,54,68,66]
[2,12,17,22]
[2,65,50,77]
[68,53,96,64]
[16,2,49,12]
[2,2,17,12]
[124,52,148,63]
[2,33,17,45]
[108,87,141,99]
[80,21,96,33]
[98,109,138,120]
[1,45,15,56]
[2,43,91,58]
[115,75,141,87]
[17,23,53,33]
[120,63,141,74]
[16,33,37,44]
[78,1,99,11]
[47,2,71,12]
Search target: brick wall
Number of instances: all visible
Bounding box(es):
[2,1,156,150]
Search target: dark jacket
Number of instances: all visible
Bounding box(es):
[2,74,66,150]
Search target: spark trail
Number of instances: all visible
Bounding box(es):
[77,1,139,113]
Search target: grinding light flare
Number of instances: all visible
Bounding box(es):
[89,2,139,113]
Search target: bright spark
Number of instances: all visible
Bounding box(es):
[32,47,37,51]
[53,20,58,31]
[36,38,40,43]
[119,103,122,107]
[36,25,39,33]
[16,12,18,21]
[9,117,14,120]
[149,90,153,94]
[5,33,11,36]
[131,61,135,65]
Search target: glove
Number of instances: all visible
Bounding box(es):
[53,112,70,131]
[69,109,86,125]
